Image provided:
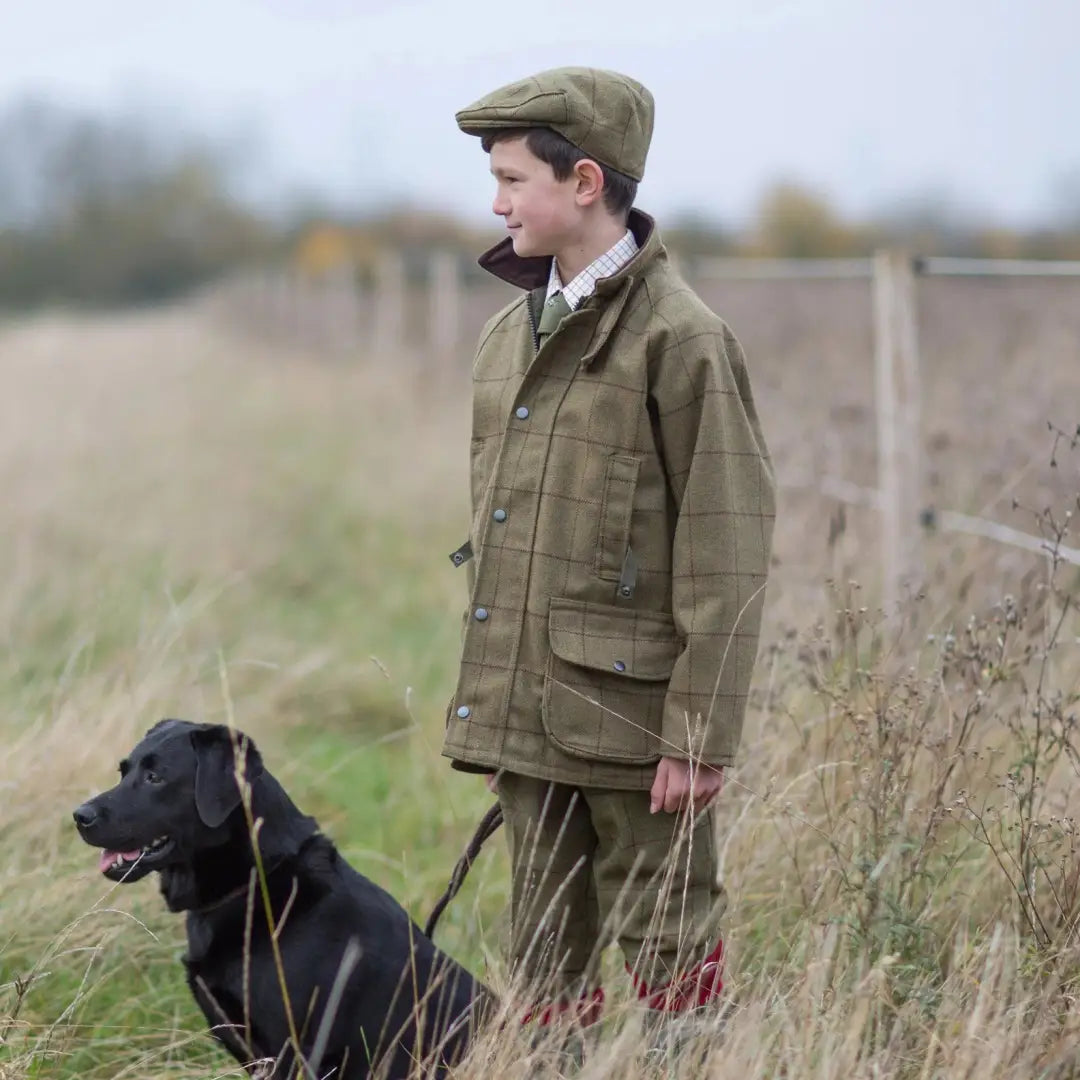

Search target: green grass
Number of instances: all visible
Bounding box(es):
[0,310,503,1077]
[2,306,1080,1078]
[0,493,503,1076]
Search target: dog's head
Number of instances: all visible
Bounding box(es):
[73,720,264,886]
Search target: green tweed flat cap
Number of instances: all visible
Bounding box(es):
[456,66,654,182]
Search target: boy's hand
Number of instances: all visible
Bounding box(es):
[650,757,724,814]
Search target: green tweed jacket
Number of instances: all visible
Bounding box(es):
[443,210,775,789]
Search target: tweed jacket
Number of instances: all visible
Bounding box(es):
[443,210,775,789]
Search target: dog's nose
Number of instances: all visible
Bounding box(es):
[73,803,99,829]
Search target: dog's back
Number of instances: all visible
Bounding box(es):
[186,825,486,1078]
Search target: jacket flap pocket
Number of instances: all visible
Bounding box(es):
[548,599,680,682]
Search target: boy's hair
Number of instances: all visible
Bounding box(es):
[481,127,637,218]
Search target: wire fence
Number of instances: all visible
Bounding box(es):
[208,249,1080,603]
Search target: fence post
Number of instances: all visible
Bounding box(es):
[374,248,406,357]
[325,260,360,357]
[429,251,462,363]
[896,250,922,594]
[872,249,922,614]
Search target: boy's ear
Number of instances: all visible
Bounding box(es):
[573,159,606,206]
[190,725,264,828]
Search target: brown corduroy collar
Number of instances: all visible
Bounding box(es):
[477,208,661,292]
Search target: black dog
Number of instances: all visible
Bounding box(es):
[73,720,490,1079]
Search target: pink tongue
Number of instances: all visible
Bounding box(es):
[99,849,141,873]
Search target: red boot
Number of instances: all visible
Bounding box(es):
[521,988,604,1068]
[522,986,605,1027]
[627,939,724,1011]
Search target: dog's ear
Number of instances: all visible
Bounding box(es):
[190,725,264,828]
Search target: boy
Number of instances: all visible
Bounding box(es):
[443,67,775,1037]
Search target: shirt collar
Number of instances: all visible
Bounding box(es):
[546,229,640,311]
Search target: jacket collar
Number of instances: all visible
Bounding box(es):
[477,208,661,292]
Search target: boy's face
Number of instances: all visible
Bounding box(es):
[489,137,580,259]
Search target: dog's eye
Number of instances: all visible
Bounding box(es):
[145,771,164,785]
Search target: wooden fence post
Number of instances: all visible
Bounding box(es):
[374,248,406,357]
[429,251,461,363]
[896,252,922,593]
[872,249,923,614]
[324,261,360,357]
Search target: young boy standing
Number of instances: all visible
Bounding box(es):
[443,67,775,1032]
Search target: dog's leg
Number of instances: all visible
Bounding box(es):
[191,975,266,1071]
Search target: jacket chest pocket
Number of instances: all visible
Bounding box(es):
[542,598,679,764]
[594,454,641,581]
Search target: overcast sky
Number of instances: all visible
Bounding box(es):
[1,0,1076,226]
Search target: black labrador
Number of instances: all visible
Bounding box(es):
[73,720,490,1079]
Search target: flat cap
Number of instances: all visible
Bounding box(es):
[456,66,654,182]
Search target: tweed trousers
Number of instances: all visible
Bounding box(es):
[496,771,726,1018]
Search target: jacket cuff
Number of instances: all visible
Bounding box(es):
[660,696,739,765]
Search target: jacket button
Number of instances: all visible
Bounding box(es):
[515,406,530,420]
[456,705,471,719]
[474,607,489,621]
[493,508,507,522]
[613,660,626,673]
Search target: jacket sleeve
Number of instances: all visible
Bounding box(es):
[650,319,776,766]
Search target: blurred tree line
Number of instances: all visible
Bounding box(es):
[0,99,274,308]
[666,181,1080,261]
[1,98,1079,310]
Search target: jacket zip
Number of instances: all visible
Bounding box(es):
[527,293,539,353]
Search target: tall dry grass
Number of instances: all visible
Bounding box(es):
[0,291,1078,1078]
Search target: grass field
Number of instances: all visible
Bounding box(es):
[1,280,1078,1079]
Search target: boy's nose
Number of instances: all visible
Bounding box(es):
[492,192,511,217]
